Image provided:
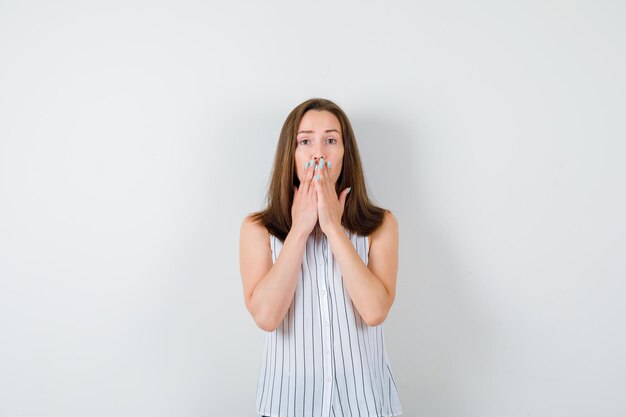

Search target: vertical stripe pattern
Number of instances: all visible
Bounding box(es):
[256,225,403,417]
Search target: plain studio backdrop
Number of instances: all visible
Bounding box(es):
[1,1,625,416]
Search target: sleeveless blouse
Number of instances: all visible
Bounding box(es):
[256,225,403,417]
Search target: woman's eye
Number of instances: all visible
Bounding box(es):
[327,138,337,144]
[299,139,310,145]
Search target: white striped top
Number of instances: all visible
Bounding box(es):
[256,224,403,417]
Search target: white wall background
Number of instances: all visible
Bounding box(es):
[1,1,625,416]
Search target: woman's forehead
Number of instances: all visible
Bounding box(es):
[298,110,342,134]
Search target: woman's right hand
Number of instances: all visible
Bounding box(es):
[291,159,318,236]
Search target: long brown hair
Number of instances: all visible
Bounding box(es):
[250,98,387,241]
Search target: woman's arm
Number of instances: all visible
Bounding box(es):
[239,216,309,331]
[241,160,318,331]
[325,210,399,326]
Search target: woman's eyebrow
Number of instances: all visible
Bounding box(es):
[297,129,341,134]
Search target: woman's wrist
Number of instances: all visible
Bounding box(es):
[323,222,345,239]
[289,223,312,241]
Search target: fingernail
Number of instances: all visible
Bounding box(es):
[310,159,315,166]
[347,187,351,193]
[314,174,320,181]
[327,161,331,168]
[320,158,325,168]
[314,164,318,171]
[305,161,309,169]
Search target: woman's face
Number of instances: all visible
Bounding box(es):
[294,110,344,186]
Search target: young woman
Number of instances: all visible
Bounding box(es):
[239,98,403,417]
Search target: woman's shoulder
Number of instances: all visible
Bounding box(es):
[240,213,270,243]
[367,209,398,235]
[367,210,398,251]
[382,209,398,229]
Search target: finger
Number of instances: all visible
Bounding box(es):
[314,160,325,188]
[303,158,315,195]
[315,158,331,203]
[338,187,351,211]
[293,186,301,210]
[309,159,320,196]
[320,157,333,196]
[313,164,323,198]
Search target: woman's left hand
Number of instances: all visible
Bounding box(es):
[313,158,351,235]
